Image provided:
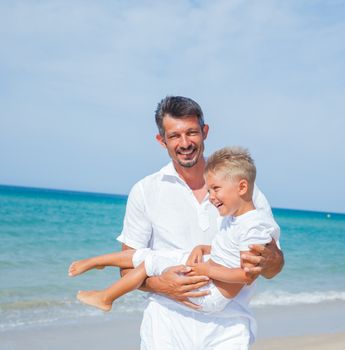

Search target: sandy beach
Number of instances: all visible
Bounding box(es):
[2,319,345,350]
[0,317,345,350]
[253,333,345,350]
[2,301,345,350]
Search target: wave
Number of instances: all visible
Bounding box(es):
[0,292,145,312]
[1,290,345,331]
[0,299,73,311]
[251,290,345,306]
[0,292,145,331]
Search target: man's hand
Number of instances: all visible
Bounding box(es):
[241,239,284,279]
[145,264,210,310]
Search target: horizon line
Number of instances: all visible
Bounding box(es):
[0,183,344,216]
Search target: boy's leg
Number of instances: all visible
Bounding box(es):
[77,262,147,311]
[68,249,136,277]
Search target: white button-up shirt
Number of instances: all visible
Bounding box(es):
[117,162,218,251]
[118,161,273,252]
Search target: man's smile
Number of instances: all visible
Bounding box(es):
[177,146,197,157]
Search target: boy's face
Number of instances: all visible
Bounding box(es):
[206,171,243,217]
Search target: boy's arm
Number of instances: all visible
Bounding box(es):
[187,250,257,285]
[186,245,211,265]
[189,264,251,284]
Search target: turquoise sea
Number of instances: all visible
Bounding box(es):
[1,185,345,331]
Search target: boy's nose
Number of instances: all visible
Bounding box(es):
[208,192,216,202]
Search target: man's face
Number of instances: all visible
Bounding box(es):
[206,171,242,216]
[156,115,209,168]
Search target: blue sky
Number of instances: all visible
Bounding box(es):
[1,0,344,213]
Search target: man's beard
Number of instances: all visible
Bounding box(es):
[176,145,200,168]
[177,158,198,168]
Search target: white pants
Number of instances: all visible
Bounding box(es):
[133,248,230,313]
[140,300,250,350]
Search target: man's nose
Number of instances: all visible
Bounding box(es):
[180,135,192,148]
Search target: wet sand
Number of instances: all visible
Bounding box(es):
[2,301,345,350]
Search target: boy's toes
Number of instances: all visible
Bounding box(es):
[68,262,78,276]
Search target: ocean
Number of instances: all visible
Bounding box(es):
[1,185,344,332]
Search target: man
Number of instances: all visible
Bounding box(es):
[117,96,284,349]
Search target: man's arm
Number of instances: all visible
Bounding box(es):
[241,239,284,279]
[251,184,284,279]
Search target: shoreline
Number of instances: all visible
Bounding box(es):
[1,301,345,350]
[253,301,345,338]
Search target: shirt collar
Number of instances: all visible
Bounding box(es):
[159,161,211,204]
[218,209,258,229]
[231,209,258,225]
[160,162,179,178]
[159,156,209,179]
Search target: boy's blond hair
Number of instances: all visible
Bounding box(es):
[205,146,256,188]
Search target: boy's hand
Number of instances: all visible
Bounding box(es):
[186,262,210,277]
[186,245,204,266]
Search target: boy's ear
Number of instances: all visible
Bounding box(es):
[156,134,167,148]
[238,179,248,195]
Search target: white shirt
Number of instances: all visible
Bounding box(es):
[118,162,218,251]
[117,161,273,252]
[117,161,276,331]
[211,210,280,268]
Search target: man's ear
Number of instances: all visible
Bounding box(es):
[202,124,209,140]
[238,179,248,195]
[156,134,167,148]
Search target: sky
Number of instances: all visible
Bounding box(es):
[1,0,344,213]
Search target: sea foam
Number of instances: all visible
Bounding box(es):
[252,290,345,307]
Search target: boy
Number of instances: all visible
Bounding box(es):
[69,146,279,315]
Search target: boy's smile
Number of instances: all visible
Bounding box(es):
[206,171,242,217]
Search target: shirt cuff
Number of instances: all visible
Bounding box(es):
[116,234,147,250]
[239,238,272,251]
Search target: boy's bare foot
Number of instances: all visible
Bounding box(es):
[68,258,104,277]
[77,290,112,312]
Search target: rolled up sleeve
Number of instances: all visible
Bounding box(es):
[117,181,152,249]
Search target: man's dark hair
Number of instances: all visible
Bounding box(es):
[155,96,205,137]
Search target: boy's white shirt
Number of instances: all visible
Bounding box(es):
[211,209,280,268]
